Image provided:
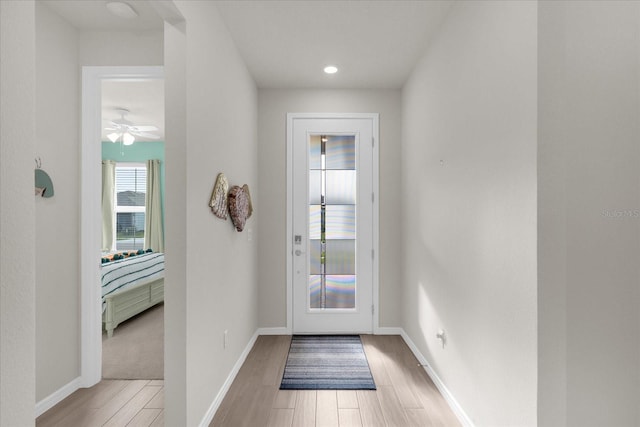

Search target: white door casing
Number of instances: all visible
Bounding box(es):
[81,66,163,387]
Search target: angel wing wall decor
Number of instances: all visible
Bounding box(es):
[209,173,229,219]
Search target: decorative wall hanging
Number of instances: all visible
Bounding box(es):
[34,157,54,198]
[242,184,253,219]
[209,173,229,219]
[228,185,250,232]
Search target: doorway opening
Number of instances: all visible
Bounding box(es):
[81,66,164,387]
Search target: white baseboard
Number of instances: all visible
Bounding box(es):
[399,329,474,427]
[198,330,259,427]
[35,376,82,417]
[257,327,290,335]
[374,326,403,335]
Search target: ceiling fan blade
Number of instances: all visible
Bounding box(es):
[104,127,119,131]
[131,131,161,140]
[108,121,125,129]
[129,125,159,132]
[111,119,133,127]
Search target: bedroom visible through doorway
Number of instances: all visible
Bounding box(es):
[100,75,165,380]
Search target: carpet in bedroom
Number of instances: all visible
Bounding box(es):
[102,303,164,380]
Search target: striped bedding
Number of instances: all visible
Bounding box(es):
[101,252,165,308]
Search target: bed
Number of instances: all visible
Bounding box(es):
[101,251,165,338]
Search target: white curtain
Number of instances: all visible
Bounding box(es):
[144,159,164,252]
[102,160,116,252]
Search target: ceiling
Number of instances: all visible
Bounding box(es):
[43,0,454,140]
[215,0,453,89]
[42,0,164,31]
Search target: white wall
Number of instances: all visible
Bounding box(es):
[79,30,163,66]
[34,1,80,402]
[33,0,164,408]
[166,2,259,424]
[163,17,188,427]
[537,2,567,424]
[257,89,402,329]
[538,2,640,426]
[401,2,538,426]
[0,1,37,425]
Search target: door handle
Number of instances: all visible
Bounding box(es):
[295,249,305,256]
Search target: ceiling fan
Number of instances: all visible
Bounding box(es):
[105,108,160,145]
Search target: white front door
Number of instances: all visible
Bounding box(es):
[289,114,378,334]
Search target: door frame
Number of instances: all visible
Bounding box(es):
[80,66,164,387]
[286,113,380,334]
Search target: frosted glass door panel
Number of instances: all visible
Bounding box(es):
[325,276,356,308]
[325,239,355,274]
[325,205,356,240]
[309,240,322,275]
[309,275,322,308]
[307,134,357,310]
[325,136,355,169]
[309,171,322,204]
[309,205,356,240]
[309,205,321,240]
[309,135,322,170]
[326,171,356,204]
[309,275,356,309]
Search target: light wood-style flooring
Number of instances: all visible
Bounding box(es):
[36,380,164,427]
[36,335,460,427]
[211,335,461,427]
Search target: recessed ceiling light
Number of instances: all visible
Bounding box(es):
[106,1,138,19]
[324,65,338,75]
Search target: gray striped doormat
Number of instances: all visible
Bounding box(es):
[279,335,376,390]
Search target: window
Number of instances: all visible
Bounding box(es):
[115,163,146,251]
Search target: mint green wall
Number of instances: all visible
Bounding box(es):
[102,141,165,230]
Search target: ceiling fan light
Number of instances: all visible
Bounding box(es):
[107,132,120,143]
[123,132,135,145]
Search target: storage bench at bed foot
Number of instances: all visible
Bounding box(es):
[103,278,165,338]
[150,281,164,305]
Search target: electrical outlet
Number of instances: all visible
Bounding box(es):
[436,329,446,349]
[223,330,228,349]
